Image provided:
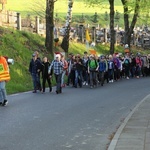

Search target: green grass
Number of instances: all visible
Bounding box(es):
[6,0,150,27]
[0,27,47,94]
[6,0,123,16]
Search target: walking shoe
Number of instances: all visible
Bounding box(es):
[49,87,52,92]
[2,100,8,106]
[32,90,37,93]
[74,85,77,88]
[0,102,2,106]
[56,91,60,94]
[41,90,45,94]
[86,83,88,86]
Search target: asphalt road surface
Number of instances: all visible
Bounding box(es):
[0,77,150,150]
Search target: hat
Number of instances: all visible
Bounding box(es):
[55,54,61,59]
[100,56,105,59]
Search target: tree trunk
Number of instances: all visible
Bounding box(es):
[109,0,115,54]
[121,0,140,47]
[121,0,130,45]
[45,0,54,55]
[61,0,73,55]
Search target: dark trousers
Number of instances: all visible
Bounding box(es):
[67,70,75,86]
[89,71,97,86]
[75,70,83,87]
[55,73,62,93]
[124,65,130,77]
[108,69,114,81]
[31,73,41,91]
[98,71,105,85]
[42,76,51,92]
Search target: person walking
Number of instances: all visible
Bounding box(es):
[82,51,89,86]
[113,54,120,81]
[108,55,114,83]
[88,55,99,88]
[41,57,52,93]
[123,53,131,79]
[48,54,64,94]
[98,55,107,86]
[29,53,42,93]
[0,55,10,106]
[61,55,68,87]
[74,55,83,88]
[135,53,142,78]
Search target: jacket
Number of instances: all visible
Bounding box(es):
[0,56,10,82]
[29,58,42,74]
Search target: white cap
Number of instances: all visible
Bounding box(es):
[55,54,61,59]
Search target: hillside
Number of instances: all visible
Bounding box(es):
[0,27,48,94]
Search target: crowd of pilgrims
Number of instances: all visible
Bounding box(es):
[66,52,150,88]
[29,51,150,93]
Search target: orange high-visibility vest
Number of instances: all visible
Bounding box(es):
[0,56,10,82]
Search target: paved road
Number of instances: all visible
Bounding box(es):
[0,77,150,150]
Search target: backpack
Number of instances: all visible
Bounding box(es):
[124,59,129,64]
[88,59,98,68]
[63,60,68,70]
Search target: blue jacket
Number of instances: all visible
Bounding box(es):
[99,61,106,72]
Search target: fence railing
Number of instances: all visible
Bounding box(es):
[0,10,46,35]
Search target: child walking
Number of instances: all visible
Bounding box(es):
[41,57,52,93]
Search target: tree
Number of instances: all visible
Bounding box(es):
[83,0,115,54]
[30,0,57,54]
[61,0,73,55]
[108,0,115,54]
[121,0,141,47]
[45,0,57,54]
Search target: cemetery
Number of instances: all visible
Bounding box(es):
[0,0,150,49]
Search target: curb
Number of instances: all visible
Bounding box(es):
[107,94,150,150]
